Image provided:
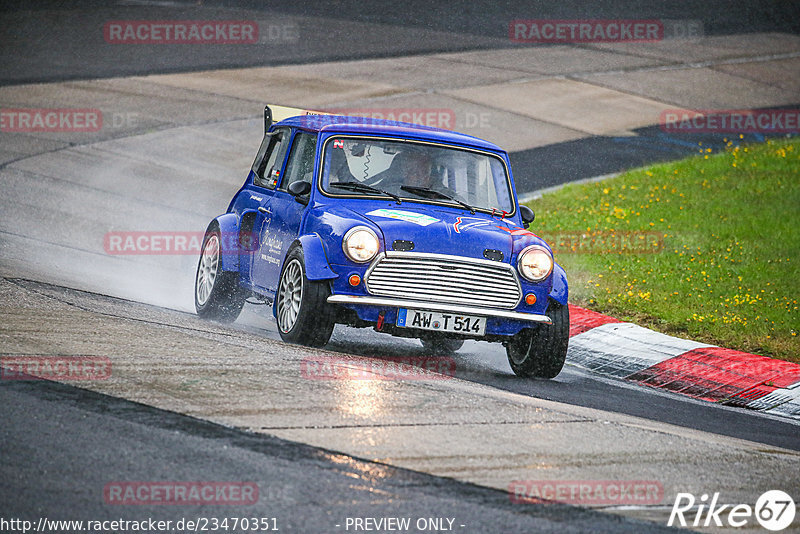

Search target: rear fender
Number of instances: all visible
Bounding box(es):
[206,213,240,273]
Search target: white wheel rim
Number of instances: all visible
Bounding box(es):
[277,258,303,333]
[196,235,220,306]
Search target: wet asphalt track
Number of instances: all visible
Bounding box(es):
[2,378,678,534]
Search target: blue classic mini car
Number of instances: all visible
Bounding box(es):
[195,105,569,377]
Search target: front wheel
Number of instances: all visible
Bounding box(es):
[506,300,569,378]
[276,247,335,347]
[195,228,246,322]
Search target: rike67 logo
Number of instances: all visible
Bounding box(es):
[669,490,796,531]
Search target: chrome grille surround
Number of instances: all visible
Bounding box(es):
[364,252,522,309]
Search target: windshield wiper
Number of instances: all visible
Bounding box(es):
[400,185,476,214]
[332,181,402,204]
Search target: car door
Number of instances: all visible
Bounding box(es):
[253,131,318,292]
[247,127,291,293]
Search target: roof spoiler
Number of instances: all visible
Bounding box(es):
[264,104,331,133]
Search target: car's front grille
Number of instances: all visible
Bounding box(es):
[365,252,521,309]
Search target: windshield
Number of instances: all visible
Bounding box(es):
[320,137,514,214]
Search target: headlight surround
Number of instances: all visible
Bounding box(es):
[342,226,380,263]
[517,245,553,282]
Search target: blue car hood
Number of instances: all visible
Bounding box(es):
[362,205,519,259]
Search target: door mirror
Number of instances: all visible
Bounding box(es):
[288,180,311,197]
[520,205,535,227]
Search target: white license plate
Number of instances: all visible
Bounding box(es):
[396,309,486,336]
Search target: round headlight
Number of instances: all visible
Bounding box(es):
[343,226,379,263]
[517,245,553,282]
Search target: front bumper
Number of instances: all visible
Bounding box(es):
[326,295,552,325]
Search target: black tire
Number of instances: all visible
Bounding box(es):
[506,300,569,378]
[275,246,335,347]
[195,227,246,322]
[420,337,465,354]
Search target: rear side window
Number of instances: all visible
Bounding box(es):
[281,132,317,190]
[252,127,290,189]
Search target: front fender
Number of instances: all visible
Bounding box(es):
[297,234,338,281]
[272,234,338,319]
[207,213,240,273]
[548,262,569,305]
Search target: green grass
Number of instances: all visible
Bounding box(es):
[528,137,800,363]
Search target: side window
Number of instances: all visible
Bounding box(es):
[252,128,290,189]
[281,133,317,190]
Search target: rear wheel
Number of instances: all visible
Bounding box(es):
[195,228,246,322]
[276,246,335,347]
[506,300,569,378]
[421,337,464,354]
